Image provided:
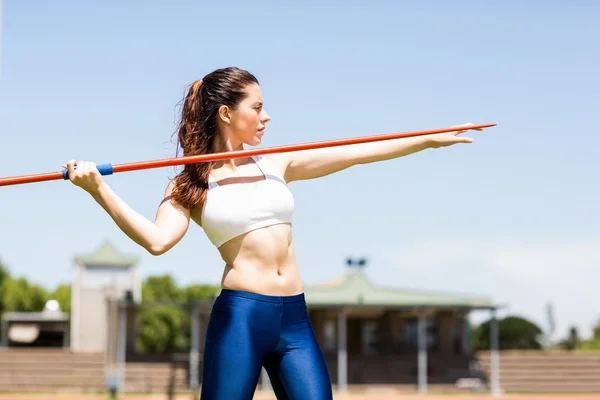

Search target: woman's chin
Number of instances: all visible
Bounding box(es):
[247,137,263,146]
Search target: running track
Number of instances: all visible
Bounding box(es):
[1,394,600,400]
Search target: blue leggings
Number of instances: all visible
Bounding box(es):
[200,289,333,400]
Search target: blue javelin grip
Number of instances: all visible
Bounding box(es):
[62,164,114,180]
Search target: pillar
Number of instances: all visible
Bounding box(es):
[190,307,200,393]
[417,311,427,395]
[490,308,501,397]
[337,309,348,392]
[116,302,127,394]
[0,318,8,346]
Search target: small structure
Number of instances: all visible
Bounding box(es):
[1,300,70,347]
[70,241,141,353]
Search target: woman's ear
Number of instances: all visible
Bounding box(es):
[218,105,231,125]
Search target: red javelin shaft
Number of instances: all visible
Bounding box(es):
[0,123,496,187]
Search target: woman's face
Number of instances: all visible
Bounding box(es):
[227,83,271,147]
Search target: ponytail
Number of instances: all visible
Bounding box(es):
[170,79,215,209]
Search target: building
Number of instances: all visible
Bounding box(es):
[70,241,141,353]
[1,300,70,348]
[303,266,498,392]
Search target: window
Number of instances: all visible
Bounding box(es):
[403,317,437,349]
[81,266,133,291]
[362,320,379,355]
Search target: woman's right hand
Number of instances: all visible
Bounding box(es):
[63,159,105,194]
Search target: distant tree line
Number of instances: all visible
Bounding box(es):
[472,316,600,351]
[0,258,71,315]
[1,258,599,352]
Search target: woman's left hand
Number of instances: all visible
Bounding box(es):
[428,123,483,148]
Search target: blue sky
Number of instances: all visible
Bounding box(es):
[1,1,599,341]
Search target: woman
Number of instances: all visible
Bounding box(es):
[64,67,480,399]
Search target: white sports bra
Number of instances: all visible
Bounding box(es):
[200,155,295,248]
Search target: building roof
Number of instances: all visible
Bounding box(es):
[2,311,69,322]
[74,241,139,267]
[2,300,69,322]
[304,270,495,309]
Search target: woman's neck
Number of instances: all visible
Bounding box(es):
[212,133,245,169]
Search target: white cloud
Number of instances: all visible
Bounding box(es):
[376,237,600,342]
[487,239,599,286]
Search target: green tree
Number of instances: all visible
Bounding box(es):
[558,326,581,351]
[136,274,186,353]
[142,274,183,302]
[579,339,600,350]
[182,284,220,302]
[2,278,50,312]
[577,321,600,350]
[135,275,220,354]
[474,315,544,350]
[137,305,188,353]
[178,284,220,350]
[0,259,9,286]
[0,259,11,315]
[51,284,71,313]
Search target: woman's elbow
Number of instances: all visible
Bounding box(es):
[145,226,187,256]
[147,242,171,256]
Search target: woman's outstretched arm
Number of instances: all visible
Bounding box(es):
[276,123,482,182]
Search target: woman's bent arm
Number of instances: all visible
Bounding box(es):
[89,180,190,255]
[65,160,190,255]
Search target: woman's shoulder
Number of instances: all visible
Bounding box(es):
[257,153,289,178]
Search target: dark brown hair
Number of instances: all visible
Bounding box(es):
[170,67,259,209]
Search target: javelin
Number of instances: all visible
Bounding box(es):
[0,123,496,187]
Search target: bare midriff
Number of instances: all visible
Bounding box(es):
[191,209,302,296]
